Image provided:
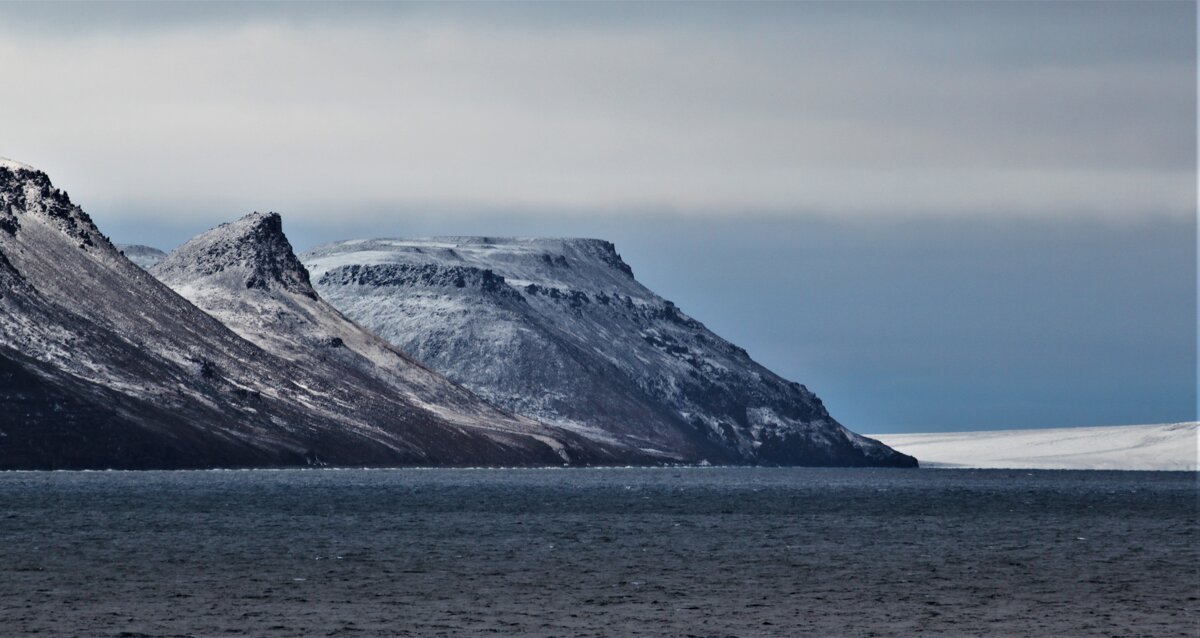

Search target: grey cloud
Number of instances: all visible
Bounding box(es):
[0,2,1193,431]
[0,2,1192,219]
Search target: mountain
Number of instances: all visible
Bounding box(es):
[152,212,612,464]
[303,237,916,467]
[0,159,299,468]
[116,244,166,269]
[0,160,586,469]
[1,155,912,468]
[872,422,1198,471]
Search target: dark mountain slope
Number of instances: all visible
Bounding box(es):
[0,160,590,468]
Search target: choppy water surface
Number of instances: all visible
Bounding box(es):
[0,468,1195,637]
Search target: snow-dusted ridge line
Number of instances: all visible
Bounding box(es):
[871,422,1198,471]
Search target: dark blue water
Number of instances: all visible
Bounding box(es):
[0,468,1195,636]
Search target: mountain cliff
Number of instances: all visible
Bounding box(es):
[303,237,917,467]
[0,156,913,468]
[0,161,586,469]
[152,212,612,464]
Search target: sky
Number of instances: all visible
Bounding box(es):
[0,1,1194,432]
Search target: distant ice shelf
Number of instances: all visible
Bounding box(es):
[871,422,1198,471]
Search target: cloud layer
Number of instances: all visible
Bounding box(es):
[1,2,1194,220]
[0,3,1194,432]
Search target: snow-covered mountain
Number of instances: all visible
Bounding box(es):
[0,156,912,468]
[0,160,586,469]
[304,237,916,467]
[872,422,1198,471]
[152,213,615,465]
[116,244,166,269]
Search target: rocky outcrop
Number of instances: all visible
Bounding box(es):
[154,212,316,298]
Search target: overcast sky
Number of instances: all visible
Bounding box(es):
[0,2,1194,431]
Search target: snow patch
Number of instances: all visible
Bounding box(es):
[0,158,37,173]
[872,422,1198,471]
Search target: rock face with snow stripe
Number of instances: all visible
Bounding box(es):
[0,160,589,469]
[303,237,917,467]
[152,212,619,465]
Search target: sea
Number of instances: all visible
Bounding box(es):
[0,467,1195,637]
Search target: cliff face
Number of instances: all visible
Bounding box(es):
[304,237,917,467]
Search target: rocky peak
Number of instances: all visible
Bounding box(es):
[152,211,316,298]
[589,239,635,279]
[0,158,110,250]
